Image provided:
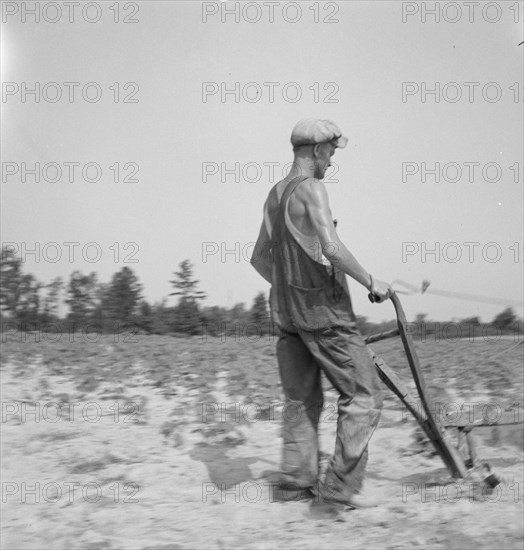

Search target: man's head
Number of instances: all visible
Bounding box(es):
[290,118,348,180]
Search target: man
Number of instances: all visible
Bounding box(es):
[250,118,392,508]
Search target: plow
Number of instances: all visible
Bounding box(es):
[365,284,523,486]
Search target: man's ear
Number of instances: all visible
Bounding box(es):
[312,143,322,158]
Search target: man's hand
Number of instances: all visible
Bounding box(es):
[369,278,392,303]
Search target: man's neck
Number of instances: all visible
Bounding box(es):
[286,158,317,181]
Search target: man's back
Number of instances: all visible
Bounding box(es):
[264,175,356,332]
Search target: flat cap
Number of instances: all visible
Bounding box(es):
[291,118,348,149]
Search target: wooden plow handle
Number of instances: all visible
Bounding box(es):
[370,292,468,478]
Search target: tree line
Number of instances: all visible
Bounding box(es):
[0,250,270,336]
[0,248,521,338]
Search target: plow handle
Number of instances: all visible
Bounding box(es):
[372,291,468,479]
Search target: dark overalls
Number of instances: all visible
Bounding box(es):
[268,176,383,501]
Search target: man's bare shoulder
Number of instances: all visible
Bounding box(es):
[265,177,329,215]
[293,177,328,205]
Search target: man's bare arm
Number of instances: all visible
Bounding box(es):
[302,180,390,299]
[250,220,272,284]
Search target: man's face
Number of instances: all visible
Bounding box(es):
[313,142,337,180]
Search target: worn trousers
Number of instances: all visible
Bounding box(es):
[276,324,383,500]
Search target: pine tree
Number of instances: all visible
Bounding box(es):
[169,260,206,302]
[0,249,43,324]
[104,267,142,323]
[169,260,206,334]
[0,249,23,317]
[65,271,98,324]
[42,277,64,322]
[251,292,269,325]
[16,274,41,325]
[137,300,153,333]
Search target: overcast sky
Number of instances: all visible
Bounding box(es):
[1,0,523,323]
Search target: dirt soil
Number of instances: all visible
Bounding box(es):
[1,334,523,549]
